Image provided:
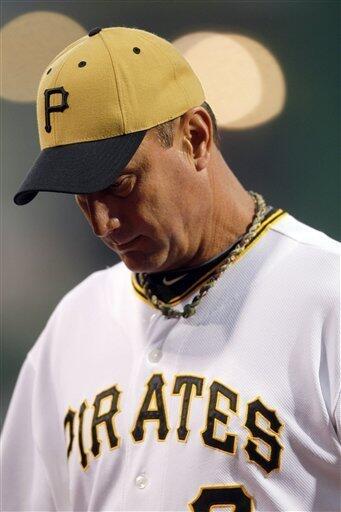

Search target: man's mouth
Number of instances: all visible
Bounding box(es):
[112,236,141,250]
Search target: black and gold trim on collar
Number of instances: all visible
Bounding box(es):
[132,207,287,308]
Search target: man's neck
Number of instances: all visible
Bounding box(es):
[184,171,256,270]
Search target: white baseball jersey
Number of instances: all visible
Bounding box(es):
[2,210,340,511]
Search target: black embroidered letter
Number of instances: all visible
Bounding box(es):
[44,86,69,133]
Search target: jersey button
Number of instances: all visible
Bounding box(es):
[135,474,148,489]
[148,348,162,363]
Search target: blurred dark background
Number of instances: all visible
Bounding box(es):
[1,0,340,422]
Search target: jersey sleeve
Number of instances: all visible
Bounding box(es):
[1,349,71,511]
[320,284,341,443]
[333,389,341,442]
[1,356,56,510]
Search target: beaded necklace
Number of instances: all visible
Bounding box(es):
[139,190,267,319]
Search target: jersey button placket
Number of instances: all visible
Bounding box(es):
[148,347,163,363]
[135,474,148,489]
[146,311,162,364]
[146,312,179,365]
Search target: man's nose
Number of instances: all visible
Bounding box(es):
[86,194,121,238]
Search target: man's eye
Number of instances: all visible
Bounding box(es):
[111,175,136,197]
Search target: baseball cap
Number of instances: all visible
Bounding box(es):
[14,26,205,205]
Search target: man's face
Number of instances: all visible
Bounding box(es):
[75,114,211,273]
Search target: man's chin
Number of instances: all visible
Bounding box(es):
[119,249,166,274]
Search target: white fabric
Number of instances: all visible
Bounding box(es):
[1,212,340,511]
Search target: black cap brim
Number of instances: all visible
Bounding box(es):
[13,129,147,205]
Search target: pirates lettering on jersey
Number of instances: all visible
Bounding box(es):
[78,400,89,470]
[91,384,121,457]
[201,380,239,454]
[44,86,69,133]
[63,408,76,458]
[172,375,204,442]
[64,373,284,477]
[131,373,170,442]
[243,396,284,475]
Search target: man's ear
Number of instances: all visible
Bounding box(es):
[181,107,212,171]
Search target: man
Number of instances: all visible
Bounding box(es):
[74,104,256,277]
[2,26,340,511]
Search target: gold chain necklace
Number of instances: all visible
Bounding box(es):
[139,190,267,319]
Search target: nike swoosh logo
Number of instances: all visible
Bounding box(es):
[162,274,187,286]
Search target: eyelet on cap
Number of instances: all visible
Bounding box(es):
[88,27,102,37]
[78,61,87,68]
[46,68,52,75]
[133,47,141,54]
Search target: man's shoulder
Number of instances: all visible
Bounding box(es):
[39,261,130,330]
[266,212,339,304]
[65,260,128,294]
[269,212,340,257]
[28,261,131,361]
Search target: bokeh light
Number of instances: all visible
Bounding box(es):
[1,11,86,103]
[173,32,286,129]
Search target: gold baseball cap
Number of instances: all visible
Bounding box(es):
[14,26,205,205]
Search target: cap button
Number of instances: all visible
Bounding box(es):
[88,27,102,37]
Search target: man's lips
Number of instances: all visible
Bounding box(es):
[110,235,140,250]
